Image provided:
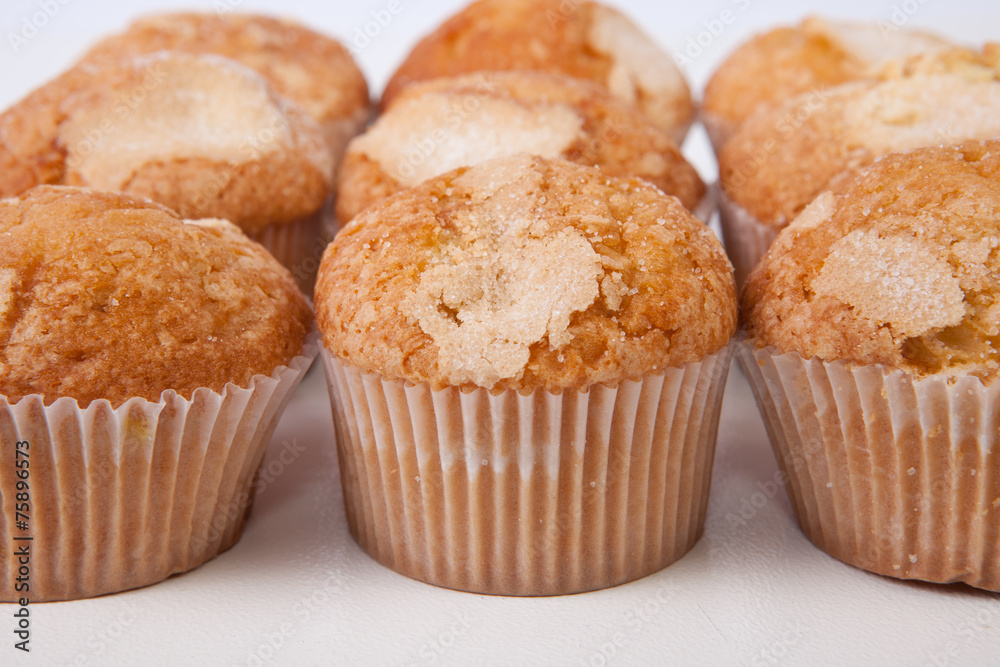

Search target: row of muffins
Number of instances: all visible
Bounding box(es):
[329,5,1000,594]
[1,0,998,601]
[707,19,1000,589]
[0,1,729,600]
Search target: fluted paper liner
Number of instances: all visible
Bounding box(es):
[700,111,733,158]
[692,185,717,226]
[0,335,319,602]
[737,341,1000,592]
[322,344,734,596]
[717,190,779,288]
[251,208,328,296]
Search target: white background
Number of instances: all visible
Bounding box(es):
[2,0,1000,665]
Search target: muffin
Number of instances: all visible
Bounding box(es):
[718,72,1000,285]
[316,155,736,595]
[738,140,1000,592]
[337,71,707,223]
[381,0,694,145]
[81,12,371,165]
[0,52,334,293]
[0,186,316,601]
[702,16,953,152]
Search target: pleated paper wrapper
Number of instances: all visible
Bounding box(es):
[322,344,734,596]
[700,110,733,158]
[0,335,319,602]
[717,190,779,288]
[737,341,1000,592]
[250,207,329,297]
[692,185,718,226]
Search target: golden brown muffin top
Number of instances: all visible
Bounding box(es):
[0,52,333,234]
[719,73,1000,230]
[317,155,736,393]
[82,12,370,157]
[337,71,705,222]
[702,16,953,147]
[381,0,694,144]
[0,186,312,407]
[876,42,1000,80]
[743,140,1000,382]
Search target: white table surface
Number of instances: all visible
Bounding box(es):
[2,1,1000,665]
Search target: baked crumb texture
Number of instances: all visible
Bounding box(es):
[702,16,954,149]
[719,74,1000,230]
[0,52,333,234]
[381,0,694,144]
[81,12,371,161]
[743,140,1000,383]
[876,42,1000,80]
[317,155,736,393]
[338,71,704,222]
[0,186,312,406]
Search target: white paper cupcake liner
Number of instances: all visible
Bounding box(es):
[692,184,717,225]
[717,190,779,288]
[322,343,734,596]
[323,106,373,179]
[700,110,734,157]
[0,335,319,602]
[737,340,1000,592]
[320,199,343,250]
[251,208,328,297]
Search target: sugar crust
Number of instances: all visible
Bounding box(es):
[317,155,736,392]
[743,140,1000,381]
[702,16,954,148]
[81,12,371,160]
[0,186,312,406]
[0,52,333,234]
[380,0,694,143]
[337,71,704,222]
[719,74,1000,229]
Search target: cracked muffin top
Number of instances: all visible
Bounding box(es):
[81,11,370,161]
[0,52,333,234]
[743,140,1000,382]
[316,155,735,393]
[337,71,705,222]
[0,186,312,406]
[381,0,694,145]
[702,16,954,150]
[719,71,1000,230]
